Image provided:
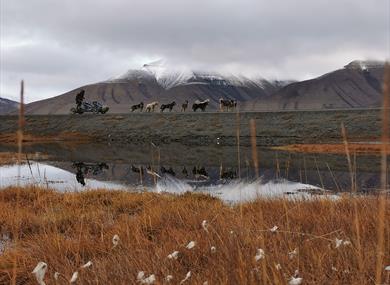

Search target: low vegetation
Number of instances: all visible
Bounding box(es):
[0,132,91,144]
[272,143,390,155]
[0,187,389,284]
[0,152,49,166]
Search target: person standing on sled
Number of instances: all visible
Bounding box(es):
[75,89,85,111]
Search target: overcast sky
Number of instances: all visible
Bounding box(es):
[1,0,389,102]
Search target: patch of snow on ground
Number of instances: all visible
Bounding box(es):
[154,175,332,203]
[0,162,127,191]
[1,163,335,202]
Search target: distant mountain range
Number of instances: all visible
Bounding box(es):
[242,60,385,110]
[0,97,18,115]
[20,59,385,114]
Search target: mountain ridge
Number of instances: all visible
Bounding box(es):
[23,60,385,114]
[242,60,384,111]
[0,97,18,115]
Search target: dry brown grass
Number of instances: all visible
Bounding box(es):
[0,152,50,166]
[0,132,91,145]
[272,143,390,155]
[0,187,389,284]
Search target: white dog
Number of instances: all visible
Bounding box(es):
[145,101,159,112]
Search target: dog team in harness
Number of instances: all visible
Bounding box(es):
[71,89,237,114]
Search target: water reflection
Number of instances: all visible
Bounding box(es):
[0,142,387,193]
[161,166,175,176]
[0,162,126,191]
[193,166,209,180]
[72,162,109,186]
[220,168,237,180]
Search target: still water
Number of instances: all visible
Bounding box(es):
[0,142,385,202]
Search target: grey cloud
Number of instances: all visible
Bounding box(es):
[1,0,388,102]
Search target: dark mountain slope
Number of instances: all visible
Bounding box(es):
[242,60,384,111]
[0,97,18,115]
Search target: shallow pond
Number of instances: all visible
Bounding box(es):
[0,142,386,202]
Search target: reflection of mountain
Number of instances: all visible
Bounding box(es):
[24,60,384,114]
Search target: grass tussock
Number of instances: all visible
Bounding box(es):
[0,187,389,284]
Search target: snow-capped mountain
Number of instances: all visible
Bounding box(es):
[23,59,384,114]
[344,60,385,71]
[142,60,195,89]
[109,60,277,90]
[243,60,385,111]
[0,97,18,114]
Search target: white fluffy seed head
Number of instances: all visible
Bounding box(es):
[54,272,60,280]
[32,262,47,285]
[137,271,145,280]
[186,241,196,249]
[335,238,343,248]
[168,251,179,259]
[288,248,298,259]
[334,238,351,248]
[179,271,191,284]
[211,246,217,253]
[343,240,351,246]
[270,225,278,233]
[141,274,156,284]
[255,248,265,261]
[385,265,390,271]
[81,260,93,268]
[289,277,303,285]
[201,220,208,232]
[112,234,120,247]
[69,271,78,283]
[165,275,174,282]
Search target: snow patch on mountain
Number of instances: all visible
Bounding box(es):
[106,60,295,91]
[345,60,384,71]
[143,60,195,89]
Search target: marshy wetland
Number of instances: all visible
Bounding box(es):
[0,110,389,284]
[0,141,387,200]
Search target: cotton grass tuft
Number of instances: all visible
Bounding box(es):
[186,241,196,249]
[32,262,47,285]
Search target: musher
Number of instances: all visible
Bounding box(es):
[75,89,85,111]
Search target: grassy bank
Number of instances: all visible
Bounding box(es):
[0,109,383,146]
[0,187,389,284]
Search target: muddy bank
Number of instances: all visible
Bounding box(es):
[0,109,384,146]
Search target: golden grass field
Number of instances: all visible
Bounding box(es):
[0,187,389,284]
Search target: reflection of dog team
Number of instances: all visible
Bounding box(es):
[130,164,238,180]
